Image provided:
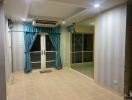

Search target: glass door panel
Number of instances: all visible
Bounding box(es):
[72,34,93,63]
[30,35,41,69]
[46,35,56,68]
[41,34,46,70]
[72,52,83,63]
[30,34,56,70]
[83,52,93,62]
[83,34,93,51]
[75,34,83,51]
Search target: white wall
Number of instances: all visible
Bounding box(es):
[60,27,71,67]
[94,5,126,94]
[4,19,12,82]
[12,23,25,72]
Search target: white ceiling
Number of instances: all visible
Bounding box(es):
[4,0,127,25]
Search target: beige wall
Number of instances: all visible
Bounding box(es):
[94,4,126,94]
[76,25,94,33]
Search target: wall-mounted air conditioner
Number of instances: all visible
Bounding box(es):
[32,20,58,27]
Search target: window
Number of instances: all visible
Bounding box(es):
[72,33,93,63]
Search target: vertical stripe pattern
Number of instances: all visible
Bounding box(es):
[95,5,126,94]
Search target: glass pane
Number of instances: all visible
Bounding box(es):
[83,34,93,51]
[46,62,55,68]
[46,35,55,51]
[30,52,41,62]
[31,63,41,69]
[72,52,82,63]
[30,35,40,51]
[72,34,83,52]
[75,34,83,51]
[46,52,56,61]
[83,52,93,62]
[72,34,75,52]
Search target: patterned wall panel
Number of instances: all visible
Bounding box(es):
[95,5,126,94]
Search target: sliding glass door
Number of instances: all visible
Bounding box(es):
[71,33,94,78]
[72,33,93,64]
[30,34,56,70]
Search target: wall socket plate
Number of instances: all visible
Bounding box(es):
[113,80,118,84]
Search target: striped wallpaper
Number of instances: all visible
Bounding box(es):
[94,5,126,94]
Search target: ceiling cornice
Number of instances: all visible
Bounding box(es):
[65,1,127,26]
[48,1,87,9]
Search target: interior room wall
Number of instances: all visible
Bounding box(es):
[0,2,7,100]
[94,4,126,94]
[4,19,12,82]
[60,27,71,68]
[76,25,94,33]
[12,23,25,72]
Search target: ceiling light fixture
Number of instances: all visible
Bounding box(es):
[94,4,100,8]
[62,21,66,24]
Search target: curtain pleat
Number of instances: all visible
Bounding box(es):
[24,32,38,73]
[49,34,62,69]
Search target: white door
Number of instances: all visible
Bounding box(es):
[40,34,56,70]
[41,34,46,70]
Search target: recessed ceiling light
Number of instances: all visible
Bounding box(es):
[94,4,100,8]
[62,21,66,24]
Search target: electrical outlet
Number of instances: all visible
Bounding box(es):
[113,80,118,84]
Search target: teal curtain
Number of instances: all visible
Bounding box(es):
[8,19,13,29]
[24,22,62,73]
[67,23,76,34]
[49,34,62,69]
[24,32,38,73]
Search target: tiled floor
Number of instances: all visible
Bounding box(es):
[7,68,123,100]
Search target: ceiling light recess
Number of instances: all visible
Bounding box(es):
[62,21,66,24]
[94,4,100,8]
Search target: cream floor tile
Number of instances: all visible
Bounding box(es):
[7,68,123,100]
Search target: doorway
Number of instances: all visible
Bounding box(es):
[30,33,56,70]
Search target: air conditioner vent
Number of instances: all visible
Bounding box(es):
[32,20,58,27]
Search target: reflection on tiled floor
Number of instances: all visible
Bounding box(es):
[7,68,123,100]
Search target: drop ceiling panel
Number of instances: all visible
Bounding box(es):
[29,1,84,20]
